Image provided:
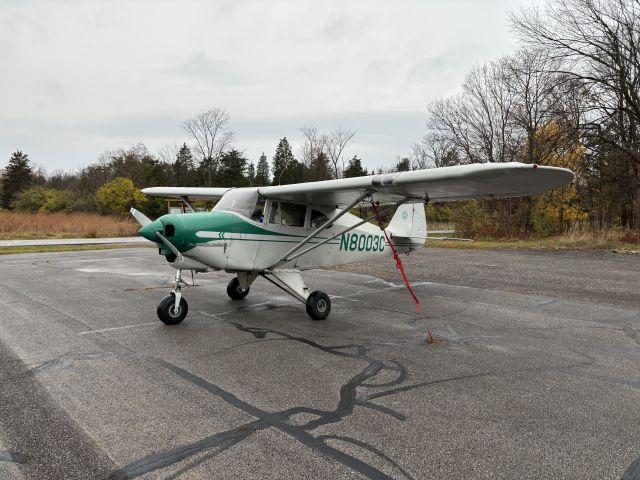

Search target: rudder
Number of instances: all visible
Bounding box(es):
[386,202,427,253]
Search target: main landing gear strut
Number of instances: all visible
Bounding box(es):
[225,270,331,321]
[259,270,331,321]
[157,269,330,325]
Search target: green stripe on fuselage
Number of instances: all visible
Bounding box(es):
[157,211,336,253]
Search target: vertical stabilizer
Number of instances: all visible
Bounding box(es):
[386,202,427,253]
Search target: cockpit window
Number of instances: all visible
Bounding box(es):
[213,188,261,219]
[268,201,307,227]
[310,209,329,228]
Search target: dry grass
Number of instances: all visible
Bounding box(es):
[427,222,455,231]
[0,212,139,239]
[429,228,640,252]
[0,244,152,255]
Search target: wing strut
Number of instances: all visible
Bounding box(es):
[271,191,372,268]
[180,196,197,213]
[282,199,410,265]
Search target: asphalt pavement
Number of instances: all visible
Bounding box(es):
[0,247,639,479]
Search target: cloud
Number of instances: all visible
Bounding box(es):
[0,0,531,173]
[178,52,252,85]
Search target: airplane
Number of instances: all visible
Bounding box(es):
[130,162,574,325]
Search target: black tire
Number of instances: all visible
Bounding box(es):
[227,277,250,300]
[305,291,331,320]
[157,295,188,325]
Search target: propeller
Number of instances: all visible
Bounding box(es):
[130,208,152,226]
[130,207,184,261]
[154,231,183,261]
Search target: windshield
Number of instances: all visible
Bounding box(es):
[213,188,260,219]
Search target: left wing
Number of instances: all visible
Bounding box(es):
[258,162,574,207]
[140,186,231,201]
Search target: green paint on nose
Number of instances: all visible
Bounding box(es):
[138,220,162,242]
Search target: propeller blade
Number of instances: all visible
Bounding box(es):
[155,231,183,261]
[130,208,152,226]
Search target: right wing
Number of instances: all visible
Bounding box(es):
[258,162,574,207]
[141,163,574,208]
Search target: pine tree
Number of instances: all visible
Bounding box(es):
[272,138,300,185]
[174,143,194,186]
[247,162,256,185]
[217,149,249,187]
[394,157,411,172]
[2,150,33,209]
[305,151,332,182]
[255,152,270,186]
[344,155,367,178]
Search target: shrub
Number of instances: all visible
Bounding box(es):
[15,187,78,213]
[40,189,76,213]
[14,187,49,213]
[426,203,451,223]
[450,200,491,238]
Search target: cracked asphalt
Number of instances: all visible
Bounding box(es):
[0,247,639,479]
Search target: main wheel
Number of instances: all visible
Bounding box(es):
[157,295,188,325]
[305,291,331,320]
[227,277,250,300]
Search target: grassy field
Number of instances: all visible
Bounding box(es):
[0,212,139,240]
[429,229,640,252]
[0,244,154,255]
[0,212,637,254]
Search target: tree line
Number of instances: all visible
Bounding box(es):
[412,0,640,233]
[0,116,374,218]
[1,0,638,236]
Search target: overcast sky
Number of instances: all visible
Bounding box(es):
[0,0,535,174]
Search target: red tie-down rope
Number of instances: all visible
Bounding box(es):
[370,200,435,344]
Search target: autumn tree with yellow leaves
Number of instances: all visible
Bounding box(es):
[95,177,147,216]
[531,123,588,235]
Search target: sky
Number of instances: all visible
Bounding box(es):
[0,0,535,174]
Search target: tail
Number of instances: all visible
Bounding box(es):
[385,202,427,253]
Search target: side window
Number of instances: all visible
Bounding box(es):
[250,196,266,223]
[268,202,280,224]
[280,202,306,227]
[310,209,329,228]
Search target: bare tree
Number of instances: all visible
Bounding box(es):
[512,0,640,226]
[325,127,356,178]
[299,125,325,166]
[427,97,477,163]
[426,59,520,164]
[182,108,234,186]
[410,141,430,170]
[158,143,180,165]
[411,132,460,169]
[299,125,331,181]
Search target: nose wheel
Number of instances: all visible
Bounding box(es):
[157,294,188,325]
[157,269,190,325]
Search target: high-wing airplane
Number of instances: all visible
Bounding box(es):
[130,162,574,325]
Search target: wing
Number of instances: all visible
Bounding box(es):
[258,162,574,207]
[141,187,232,201]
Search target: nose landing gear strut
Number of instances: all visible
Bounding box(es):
[157,269,189,325]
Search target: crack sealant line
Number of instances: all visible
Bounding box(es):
[114,355,401,480]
